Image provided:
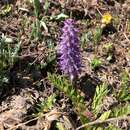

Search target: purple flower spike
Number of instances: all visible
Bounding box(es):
[58,19,82,81]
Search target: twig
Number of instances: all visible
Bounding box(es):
[76,116,130,130]
[96,7,103,16]
[7,111,64,130]
[14,53,38,59]
[8,116,40,130]
[123,33,130,42]
[19,8,29,12]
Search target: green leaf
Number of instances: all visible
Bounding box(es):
[91,57,102,70]
[0,4,12,16]
[46,94,56,109]
[96,127,103,130]
[99,110,111,121]
[48,73,89,126]
[80,31,93,50]
[48,73,86,108]
[106,124,122,130]
[111,104,130,117]
[31,19,41,39]
[33,0,40,18]
[56,122,67,130]
[117,71,130,101]
[35,94,56,116]
[93,27,102,45]
[4,37,13,43]
[40,20,48,32]
[56,13,69,20]
[33,0,41,18]
[106,54,113,62]
[92,83,109,116]
[44,0,50,13]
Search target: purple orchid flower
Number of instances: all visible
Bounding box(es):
[58,19,82,82]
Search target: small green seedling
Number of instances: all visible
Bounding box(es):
[80,31,93,50]
[35,94,56,116]
[50,13,69,21]
[93,27,102,45]
[92,83,109,116]
[91,57,102,70]
[103,43,114,62]
[30,0,42,40]
[106,53,113,62]
[44,0,50,14]
[117,71,130,101]
[104,43,113,53]
[0,34,21,86]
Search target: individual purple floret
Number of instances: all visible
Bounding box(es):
[58,19,82,82]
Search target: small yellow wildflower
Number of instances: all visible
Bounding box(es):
[102,12,112,24]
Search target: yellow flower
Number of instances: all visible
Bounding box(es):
[102,13,112,24]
